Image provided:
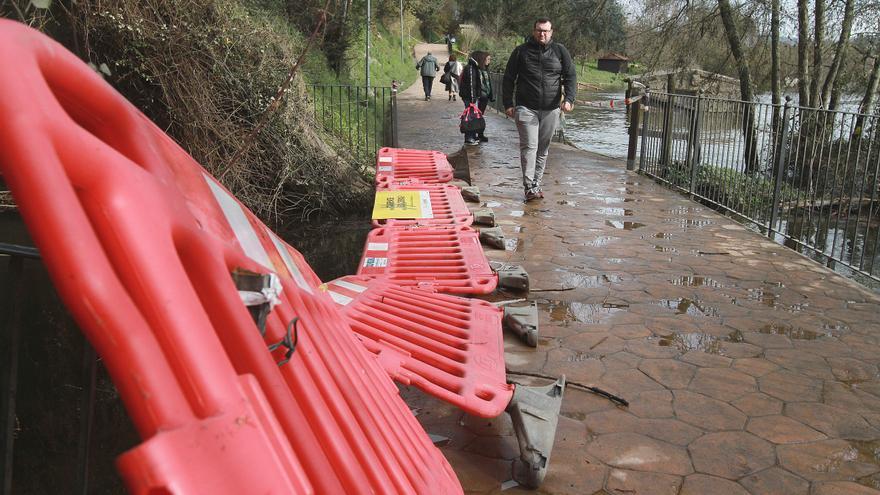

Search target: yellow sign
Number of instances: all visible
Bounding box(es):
[372,190,434,219]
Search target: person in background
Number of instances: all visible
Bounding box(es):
[476,53,494,142]
[502,17,576,202]
[458,51,484,145]
[443,54,463,101]
[416,51,440,100]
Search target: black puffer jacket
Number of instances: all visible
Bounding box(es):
[459,58,491,103]
[502,37,577,111]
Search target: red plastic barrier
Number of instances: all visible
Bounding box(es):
[375,147,454,186]
[0,20,461,495]
[356,226,497,294]
[374,182,472,227]
[325,276,513,418]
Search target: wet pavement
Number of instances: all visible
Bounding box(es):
[397,45,880,494]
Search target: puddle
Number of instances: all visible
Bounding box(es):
[670,276,724,289]
[654,232,673,239]
[566,352,598,363]
[658,332,724,354]
[558,200,578,206]
[605,220,646,230]
[596,207,635,216]
[758,323,829,340]
[540,299,629,325]
[746,287,779,307]
[623,197,641,203]
[510,210,524,217]
[513,226,523,233]
[504,238,520,251]
[556,271,624,288]
[664,206,704,214]
[664,218,714,228]
[655,298,721,317]
[654,245,678,253]
[583,236,617,247]
[596,196,625,204]
[485,201,502,208]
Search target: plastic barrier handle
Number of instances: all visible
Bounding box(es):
[0,20,195,435]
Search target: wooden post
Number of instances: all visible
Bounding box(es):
[659,74,676,174]
[626,80,641,171]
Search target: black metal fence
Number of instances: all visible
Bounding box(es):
[307,84,398,163]
[636,91,880,284]
[0,239,135,494]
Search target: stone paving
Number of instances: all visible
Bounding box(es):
[398,44,880,494]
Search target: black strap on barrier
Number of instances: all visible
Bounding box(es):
[268,317,299,366]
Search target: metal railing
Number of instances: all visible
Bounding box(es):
[1,242,134,493]
[636,91,880,284]
[307,84,397,164]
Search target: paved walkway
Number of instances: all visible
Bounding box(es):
[398,45,880,495]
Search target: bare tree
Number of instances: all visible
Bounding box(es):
[821,0,855,109]
[810,0,825,106]
[798,0,811,106]
[718,0,759,171]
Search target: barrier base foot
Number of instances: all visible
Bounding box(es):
[507,376,565,489]
[479,226,505,249]
[461,186,481,202]
[471,208,496,226]
[492,262,529,292]
[503,302,538,347]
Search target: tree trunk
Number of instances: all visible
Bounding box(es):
[797,0,810,106]
[718,0,759,172]
[854,56,880,138]
[771,0,781,108]
[810,0,824,107]
[820,0,854,109]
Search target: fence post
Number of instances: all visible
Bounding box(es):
[767,96,792,239]
[660,75,675,174]
[391,84,399,148]
[626,80,641,171]
[638,86,650,173]
[687,89,704,197]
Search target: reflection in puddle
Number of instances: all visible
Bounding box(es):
[623,197,641,203]
[558,200,578,206]
[656,298,720,317]
[485,201,502,208]
[671,276,724,288]
[596,196,624,203]
[654,232,673,239]
[664,206,704,215]
[747,287,779,307]
[664,218,714,228]
[597,207,635,216]
[513,226,524,233]
[510,210,524,217]
[606,220,646,230]
[659,332,723,354]
[584,236,617,247]
[757,323,827,340]
[504,238,520,251]
[555,271,624,288]
[654,245,678,253]
[540,299,629,324]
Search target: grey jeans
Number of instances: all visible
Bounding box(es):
[514,106,560,193]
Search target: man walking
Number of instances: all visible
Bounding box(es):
[502,18,576,201]
[416,51,440,101]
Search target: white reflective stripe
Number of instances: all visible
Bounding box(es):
[368,242,389,251]
[419,190,434,219]
[328,291,353,305]
[332,279,367,293]
[204,175,272,270]
[268,231,313,294]
[378,156,393,162]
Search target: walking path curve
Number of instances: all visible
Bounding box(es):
[399,42,880,495]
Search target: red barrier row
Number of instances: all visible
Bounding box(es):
[0,20,461,494]
[374,182,472,227]
[356,226,497,294]
[375,147,454,186]
[324,276,513,418]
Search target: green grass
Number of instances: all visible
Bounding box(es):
[575,60,628,91]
